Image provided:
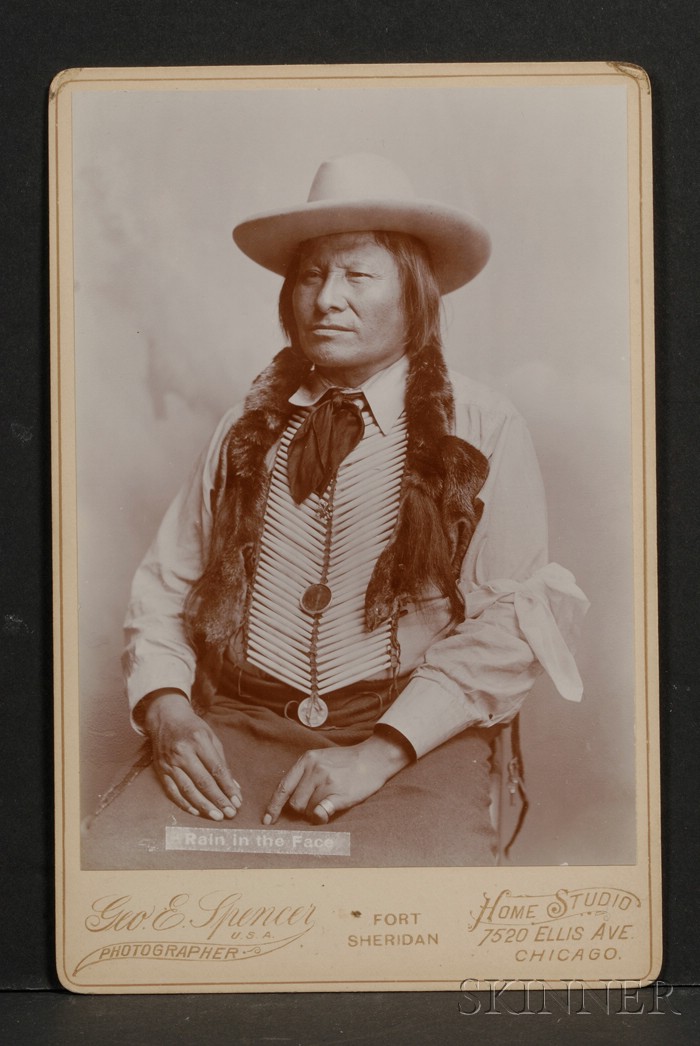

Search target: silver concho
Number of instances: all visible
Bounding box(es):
[297,696,329,728]
[299,583,333,615]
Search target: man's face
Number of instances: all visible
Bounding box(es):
[292,232,407,387]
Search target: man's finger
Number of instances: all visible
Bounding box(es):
[159,772,203,818]
[286,765,321,816]
[165,746,239,817]
[210,763,242,807]
[308,790,346,824]
[198,741,242,806]
[167,764,232,820]
[263,759,307,825]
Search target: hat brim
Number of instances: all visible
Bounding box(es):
[232,198,491,295]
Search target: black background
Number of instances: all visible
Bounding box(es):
[1,0,698,1040]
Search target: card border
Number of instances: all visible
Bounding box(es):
[50,60,660,993]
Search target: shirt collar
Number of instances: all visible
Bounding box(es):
[288,353,409,435]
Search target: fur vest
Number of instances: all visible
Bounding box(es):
[186,343,489,711]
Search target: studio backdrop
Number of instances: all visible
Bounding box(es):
[72,77,633,866]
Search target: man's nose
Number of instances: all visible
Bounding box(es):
[314,273,345,312]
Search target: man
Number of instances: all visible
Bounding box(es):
[85,153,588,869]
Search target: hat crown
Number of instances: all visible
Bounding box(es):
[307,153,416,204]
[233,152,491,293]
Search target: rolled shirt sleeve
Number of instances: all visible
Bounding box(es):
[377,380,589,759]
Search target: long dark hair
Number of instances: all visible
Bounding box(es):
[184,231,484,667]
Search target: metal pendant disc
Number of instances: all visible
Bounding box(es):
[298,696,329,728]
[299,583,333,615]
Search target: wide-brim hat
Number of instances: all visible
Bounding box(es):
[232,153,491,295]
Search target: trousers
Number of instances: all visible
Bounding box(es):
[82,665,497,870]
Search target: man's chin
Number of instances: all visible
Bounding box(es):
[302,331,354,351]
[299,343,354,368]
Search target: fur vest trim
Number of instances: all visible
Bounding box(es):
[186,344,488,711]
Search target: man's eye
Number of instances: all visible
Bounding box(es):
[300,268,322,281]
[347,271,371,279]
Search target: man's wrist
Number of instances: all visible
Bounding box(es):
[362,726,414,779]
[136,689,190,732]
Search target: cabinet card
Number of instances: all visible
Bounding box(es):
[51,61,659,992]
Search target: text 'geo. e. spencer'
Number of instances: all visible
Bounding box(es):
[85,891,317,943]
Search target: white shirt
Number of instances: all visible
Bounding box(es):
[123,356,589,757]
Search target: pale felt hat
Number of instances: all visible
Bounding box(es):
[232,153,491,294]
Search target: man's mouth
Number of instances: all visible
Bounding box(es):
[310,324,354,333]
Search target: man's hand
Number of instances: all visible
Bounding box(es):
[263,732,411,826]
[141,690,242,821]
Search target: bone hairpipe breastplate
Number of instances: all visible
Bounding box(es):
[245,400,407,697]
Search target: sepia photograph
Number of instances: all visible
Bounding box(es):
[51,64,659,991]
[65,72,637,870]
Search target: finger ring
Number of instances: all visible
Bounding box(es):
[317,797,335,818]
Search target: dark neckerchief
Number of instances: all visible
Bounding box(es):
[286,388,365,504]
